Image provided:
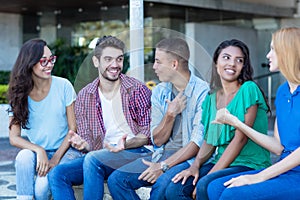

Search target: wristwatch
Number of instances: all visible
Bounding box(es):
[160,161,170,173]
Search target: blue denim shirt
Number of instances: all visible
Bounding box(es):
[151,73,209,164]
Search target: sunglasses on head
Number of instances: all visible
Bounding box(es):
[96,35,113,47]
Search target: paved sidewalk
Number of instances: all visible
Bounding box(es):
[0,138,151,200]
[0,138,19,199]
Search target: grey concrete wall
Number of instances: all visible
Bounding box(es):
[0,13,22,71]
[0,13,22,137]
[186,23,260,82]
[40,12,57,44]
[185,22,287,114]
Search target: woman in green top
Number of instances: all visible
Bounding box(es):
[168,39,271,200]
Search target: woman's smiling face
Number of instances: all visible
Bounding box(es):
[216,46,244,83]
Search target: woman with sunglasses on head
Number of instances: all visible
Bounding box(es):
[8,38,78,200]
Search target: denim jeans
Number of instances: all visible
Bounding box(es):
[107,150,189,200]
[15,147,81,200]
[48,156,85,200]
[208,169,300,200]
[164,163,252,200]
[83,147,152,200]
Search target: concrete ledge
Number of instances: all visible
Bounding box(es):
[0,104,9,138]
[73,184,151,200]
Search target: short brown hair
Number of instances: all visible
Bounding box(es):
[94,36,125,58]
[156,38,190,69]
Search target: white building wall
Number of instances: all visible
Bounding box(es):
[0,13,22,71]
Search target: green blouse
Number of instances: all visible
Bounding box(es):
[202,81,271,170]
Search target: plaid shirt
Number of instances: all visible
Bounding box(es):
[75,74,152,151]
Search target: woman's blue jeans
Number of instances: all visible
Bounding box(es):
[15,147,81,200]
[208,169,300,200]
[164,163,252,200]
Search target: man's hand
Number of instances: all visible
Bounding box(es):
[166,91,187,117]
[138,159,163,183]
[68,130,89,151]
[48,156,60,171]
[105,134,127,152]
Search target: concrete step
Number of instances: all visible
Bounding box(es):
[0,104,9,138]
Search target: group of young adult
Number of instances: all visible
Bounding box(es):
[7,26,300,200]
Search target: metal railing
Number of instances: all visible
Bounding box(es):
[253,71,280,110]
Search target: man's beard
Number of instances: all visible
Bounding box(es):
[101,71,120,82]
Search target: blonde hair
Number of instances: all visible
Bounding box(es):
[272,27,300,84]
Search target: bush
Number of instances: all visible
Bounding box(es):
[0,84,8,104]
[0,71,10,84]
[49,39,89,85]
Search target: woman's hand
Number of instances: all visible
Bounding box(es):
[172,165,199,199]
[224,173,264,188]
[172,165,199,185]
[211,108,238,126]
[36,147,50,177]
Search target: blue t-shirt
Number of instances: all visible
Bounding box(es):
[275,82,300,156]
[23,76,76,150]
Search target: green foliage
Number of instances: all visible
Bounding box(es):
[0,84,8,104]
[49,39,89,84]
[0,71,10,84]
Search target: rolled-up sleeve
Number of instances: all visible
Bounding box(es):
[134,84,152,139]
[189,82,209,147]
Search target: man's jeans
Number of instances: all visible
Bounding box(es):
[107,150,190,200]
[48,156,85,200]
[15,147,81,200]
[83,147,152,200]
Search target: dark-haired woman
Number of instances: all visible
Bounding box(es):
[208,27,300,200]
[167,39,271,200]
[8,38,77,200]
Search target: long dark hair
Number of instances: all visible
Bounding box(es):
[8,39,47,129]
[210,39,253,93]
[209,39,270,112]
